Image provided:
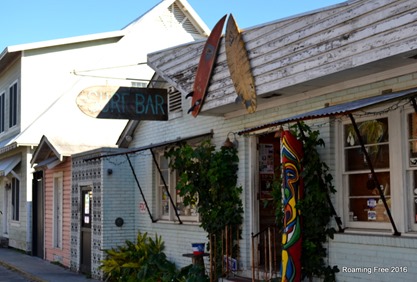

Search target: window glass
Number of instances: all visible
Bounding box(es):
[407,113,417,225]
[9,83,17,128]
[344,117,390,223]
[12,178,20,221]
[411,171,417,224]
[0,93,4,132]
[157,153,198,222]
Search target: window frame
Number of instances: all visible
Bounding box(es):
[0,91,5,133]
[8,81,18,128]
[53,172,63,249]
[340,112,393,230]
[156,151,199,223]
[405,109,417,232]
[11,177,20,221]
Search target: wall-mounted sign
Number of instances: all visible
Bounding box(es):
[76,86,168,120]
[139,202,147,214]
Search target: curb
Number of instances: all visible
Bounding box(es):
[0,259,46,282]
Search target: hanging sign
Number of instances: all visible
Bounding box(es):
[76,86,168,120]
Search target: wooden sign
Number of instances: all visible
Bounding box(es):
[76,86,168,120]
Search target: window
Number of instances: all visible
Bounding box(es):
[338,97,417,233]
[0,92,4,133]
[53,173,63,248]
[9,82,18,128]
[131,81,147,88]
[157,153,198,222]
[407,112,417,230]
[11,177,19,221]
[343,116,391,227]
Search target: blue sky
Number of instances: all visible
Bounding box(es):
[0,0,345,50]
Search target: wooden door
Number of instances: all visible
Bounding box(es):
[80,187,92,274]
[257,133,281,268]
[32,171,44,258]
[258,133,280,231]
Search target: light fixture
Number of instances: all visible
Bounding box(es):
[274,125,284,138]
[115,217,124,227]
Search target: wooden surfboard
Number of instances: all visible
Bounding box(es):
[225,14,257,113]
[187,14,227,117]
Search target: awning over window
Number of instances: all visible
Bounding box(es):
[82,131,213,225]
[238,87,417,135]
[0,154,21,177]
[84,131,213,161]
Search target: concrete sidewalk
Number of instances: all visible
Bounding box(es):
[0,247,98,282]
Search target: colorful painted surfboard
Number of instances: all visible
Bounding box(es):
[187,14,227,117]
[225,14,257,113]
[281,130,304,282]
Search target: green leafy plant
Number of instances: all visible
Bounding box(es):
[100,231,179,282]
[273,123,339,282]
[165,140,243,279]
[180,264,210,282]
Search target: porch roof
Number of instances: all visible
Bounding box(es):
[0,154,21,177]
[84,131,213,161]
[237,87,417,135]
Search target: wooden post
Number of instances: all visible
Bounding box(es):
[268,227,272,279]
[226,225,229,276]
[251,233,255,282]
[263,232,267,275]
[210,234,213,282]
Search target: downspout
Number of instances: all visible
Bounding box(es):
[348,114,400,236]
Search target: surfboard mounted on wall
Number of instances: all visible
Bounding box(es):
[187,14,227,117]
[225,14,257,113]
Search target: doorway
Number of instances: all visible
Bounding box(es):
[2,183,10,237]
[32,171,44,258]
[258,133,280,232]
[80,187,92,274]
[253,132,281,277]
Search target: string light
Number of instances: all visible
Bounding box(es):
[71,71,167,82]
[73,62,148,73]
[71,62,167,82]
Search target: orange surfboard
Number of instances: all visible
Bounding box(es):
[225,14,257,113]
[187,15,227,117]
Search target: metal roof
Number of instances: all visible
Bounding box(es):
[84,131,213,161]
[238,87,417,135]
[0,154,21,177]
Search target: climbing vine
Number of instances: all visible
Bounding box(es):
[165,140,243,279]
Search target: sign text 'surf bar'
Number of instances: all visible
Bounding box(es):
[76,86,168,120]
